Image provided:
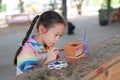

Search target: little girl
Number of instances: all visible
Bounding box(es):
[14,10,65,75]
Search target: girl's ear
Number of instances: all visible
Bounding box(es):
[38,25,47,34]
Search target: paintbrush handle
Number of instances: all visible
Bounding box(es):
[39,49,64,54]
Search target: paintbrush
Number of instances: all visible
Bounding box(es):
[38,49,64,54]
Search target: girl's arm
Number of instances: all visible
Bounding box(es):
[44,47,60,64]
[17,45,37,73]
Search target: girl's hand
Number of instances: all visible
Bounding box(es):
[44,46,60,64]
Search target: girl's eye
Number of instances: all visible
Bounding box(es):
[55,34,58,36]
[56,34,63,37]
[55,33,63,37]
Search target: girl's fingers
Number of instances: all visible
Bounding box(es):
[47,46,60,56]
[49,44,56,49]
[50,47,59,51]
[54,50,60,55]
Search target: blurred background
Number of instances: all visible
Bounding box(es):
[0,0,120,80]
[0,0,120,26]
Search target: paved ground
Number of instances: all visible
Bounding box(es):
[0,14,120,80]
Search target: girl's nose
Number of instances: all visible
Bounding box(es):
[54,37,59,44]
[56,36,60,42]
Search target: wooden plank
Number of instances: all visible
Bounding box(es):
[81,54,120,80]
[93,61,120,80]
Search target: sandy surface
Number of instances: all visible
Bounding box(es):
[9,34,120,80]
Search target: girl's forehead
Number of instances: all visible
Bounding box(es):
[49,23,65,31]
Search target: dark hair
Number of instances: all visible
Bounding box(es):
[14,10,65,65]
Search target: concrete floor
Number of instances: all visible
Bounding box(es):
[0,14,120,80]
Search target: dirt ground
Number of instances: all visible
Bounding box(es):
[9,34,120,80]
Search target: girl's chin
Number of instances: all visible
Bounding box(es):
[46,43,56,47]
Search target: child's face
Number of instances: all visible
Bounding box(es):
[43,23,65,47]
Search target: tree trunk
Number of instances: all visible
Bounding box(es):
[0,0,2,12]
[19,0,24,13]
[107,0,111,20]
[76,0,83,15]
[62,0,68,26]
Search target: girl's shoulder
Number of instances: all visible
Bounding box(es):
[26,38,44,49]
[25,37,46,53]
